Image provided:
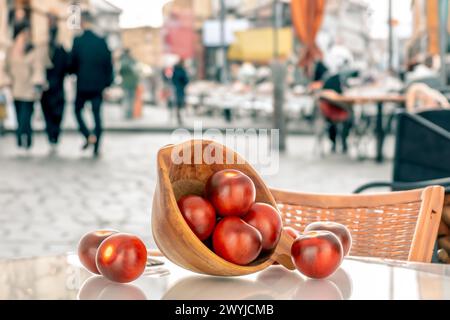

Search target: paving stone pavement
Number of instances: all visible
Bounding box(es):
[0,132,392,259]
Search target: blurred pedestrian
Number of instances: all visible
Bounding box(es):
[161,66,174,111]
[70,11,114,157]
[41,15,69,152]
[307,59,329,92]
[119,49,139,119]
[314,60,354,153]
[172,59,189,126]
[319,78,353,153]
[0,89,6,136]
[2,21,48,150]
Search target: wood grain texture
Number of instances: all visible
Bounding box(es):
[152,140,295,276]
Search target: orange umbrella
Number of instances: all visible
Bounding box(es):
[291,0,326,76]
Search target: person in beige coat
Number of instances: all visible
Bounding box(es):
[2,21,48,149]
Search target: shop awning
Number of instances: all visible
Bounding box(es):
[228,27,292,63]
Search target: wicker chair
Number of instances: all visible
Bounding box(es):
[270,186,445,263]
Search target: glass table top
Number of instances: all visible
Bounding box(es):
[0,254,449,300]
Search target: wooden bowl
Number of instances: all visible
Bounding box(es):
[152,140,295,276]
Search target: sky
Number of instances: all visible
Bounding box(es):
[369,0,412,39]
[108,0,171,28]
[108,0,413,39]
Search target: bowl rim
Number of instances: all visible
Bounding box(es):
[154,139,280,273]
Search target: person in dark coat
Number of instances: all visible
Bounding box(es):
[41,16,69,151]
[70,11,114,157]
[172,59,189,126]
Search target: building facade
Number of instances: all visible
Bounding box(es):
[0,0,9,85]
[406,0,450,69]
[0,0,88,86]
[164,0,213,29]
[162,0,214,79]
[1,0,89,49]
[319,0,371,69]
[121,26,163,67]
[0,0,121,49]
[90,0,122,52]
[0,0,10,49]
[233,0,291,28]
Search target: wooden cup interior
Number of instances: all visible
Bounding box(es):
[153,140,289,275]
[167,141,277,267]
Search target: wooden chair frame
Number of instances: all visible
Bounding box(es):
[270,186,445,262]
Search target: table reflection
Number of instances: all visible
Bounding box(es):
[78,276,147,300]
[163,276,274,300]
[293,279,343,300]
[328,268,353,300]
[162,266,353,300]
[4,254,447,300]
[0,255,92,299]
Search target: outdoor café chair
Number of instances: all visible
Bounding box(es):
[354,109,450,194]
[353,109,450,263]
[270,186,444,262]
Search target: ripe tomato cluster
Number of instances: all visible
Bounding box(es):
[178,169,283,266]
[78,230,147,283]
[288,222,352,279]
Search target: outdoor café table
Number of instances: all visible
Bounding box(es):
[319,91,406,163]
[0,253,449,300]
